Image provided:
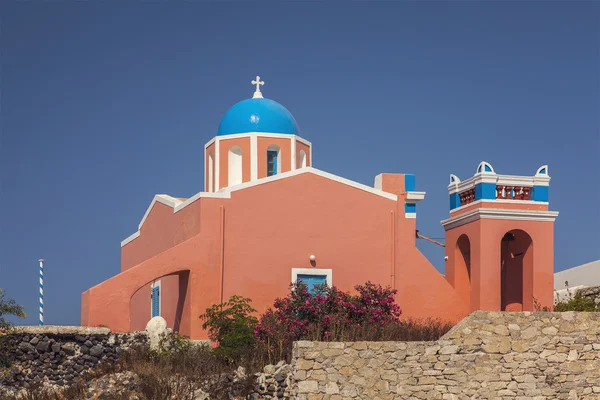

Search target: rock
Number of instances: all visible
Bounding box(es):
[18,342,34,353]
[35,341,50,353]
[29,337,39,345]
[145,316,168,350]
[89,345,104,357]
[51,343,61,353]
[264,364,277,374]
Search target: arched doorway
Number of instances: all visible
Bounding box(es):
[454,235,471,308]
[500,230,533,311]
[129,271,191,335]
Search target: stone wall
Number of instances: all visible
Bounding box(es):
[0,326,147,389]
[292,311,600,399]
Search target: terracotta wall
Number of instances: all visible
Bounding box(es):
[87,172,471,339]
[445,218,554,312]
[296,141,311,168]
[121,201,202,272]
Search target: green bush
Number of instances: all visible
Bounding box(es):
[0,288,26,369]
[552,283,599,312]
[199,295,258,363]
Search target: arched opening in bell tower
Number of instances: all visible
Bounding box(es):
[500,229,533,311]
[454,234,471,308]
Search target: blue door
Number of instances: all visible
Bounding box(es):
[297,274,327,292]
[151,286,160,317]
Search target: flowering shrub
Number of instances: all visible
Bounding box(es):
[254,281,402,362]
[200,295,258,363]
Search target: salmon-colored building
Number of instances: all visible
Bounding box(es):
[81,78,559,339]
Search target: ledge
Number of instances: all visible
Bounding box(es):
[10,325,111,335]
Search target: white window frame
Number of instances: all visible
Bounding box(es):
[150,280,161,318]
[291,268,333,287]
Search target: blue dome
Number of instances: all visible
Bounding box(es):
[217,98,299,135]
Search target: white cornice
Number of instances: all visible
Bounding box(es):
[449,199,549,214]
[441,208,559,231]
[405,191,426,203]
[448,174,551,195]
[205,132,312,147]
[122,168,397,247]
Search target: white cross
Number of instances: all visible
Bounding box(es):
[251,75,264,98]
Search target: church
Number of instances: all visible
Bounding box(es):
[81,77,559,339]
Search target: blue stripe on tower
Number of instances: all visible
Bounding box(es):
[475,183,496,200]
[404,174,416,192]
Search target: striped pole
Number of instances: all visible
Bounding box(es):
[39,259,44,326]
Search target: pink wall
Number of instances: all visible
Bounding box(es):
[296,141,311,168]
[121,201,201,272]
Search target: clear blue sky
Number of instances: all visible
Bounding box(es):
[1,2,599,326]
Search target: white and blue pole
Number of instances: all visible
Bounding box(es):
[39,259,44,326]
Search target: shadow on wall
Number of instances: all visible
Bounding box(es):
[129,271,190,335]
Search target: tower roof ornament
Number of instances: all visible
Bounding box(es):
[252,75,264,99]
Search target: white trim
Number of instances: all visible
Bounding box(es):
[215,139,220,191]
[405,191,426,203]
[536,165,549,177]
[448,173,551,195]
[449,198,549,214]
[251,135,258,180]
[374,174,383,190]
[291,138,296,170]
[405,213,417,219]
[476,161,495,174]
[441,208,559,231]
[224,167,397,201]
[295,135,311,146]
[138,195,183,230]
[291,268,333,287]
[309,142,313,166]
[210,132,311,147]
[121,231,140,247]
[121,168,398,247]
[151,280,161,318]
[203,137,216,150]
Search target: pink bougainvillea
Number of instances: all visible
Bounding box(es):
[254,281,402,361]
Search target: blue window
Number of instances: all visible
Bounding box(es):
[151,286,160,317]
[267,150,278,176]
[297,274,327,292]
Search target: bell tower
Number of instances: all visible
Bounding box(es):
[442,162,558,312]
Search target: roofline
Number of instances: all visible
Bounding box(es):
[121,167,398,247]
[204,132,311,149]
